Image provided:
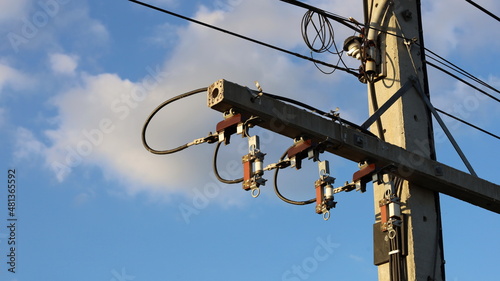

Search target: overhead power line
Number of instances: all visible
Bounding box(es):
[424,47,500,96]
[426,61,500,103]
[359,18,500,99]
[279,0,362,33]
[133,0,498,144]
[435,108,500,140]
[128,0,359,76]
[129,0,500,101]
[466,0,500,22]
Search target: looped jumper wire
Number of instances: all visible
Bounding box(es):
[141,87,217,155]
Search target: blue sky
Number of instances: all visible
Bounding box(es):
[0,0,499,280]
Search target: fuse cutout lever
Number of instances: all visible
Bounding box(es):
[242,135,266,197]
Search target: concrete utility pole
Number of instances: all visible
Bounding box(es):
[203,2,499,281]
[137,0,499,279]
[365,0,444,280]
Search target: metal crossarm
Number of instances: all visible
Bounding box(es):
[207,79,500,213]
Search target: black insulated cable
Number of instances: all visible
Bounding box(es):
[427,61,500,103]
[425,51,500,96]
[435,108,500,140]
[259,91,378,138]
[300,10,352,75]
[273,148,315,206]
[142,87,208,154]
[279,0,362,33]
[213,142,244,184]
[466,0,500,22]
[128,0,359,77]
[358,20,500,100]
[301,10,336,53]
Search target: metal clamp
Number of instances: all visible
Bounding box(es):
[287,137,319,170]
[263,159,291,171]
[187,133,219,147]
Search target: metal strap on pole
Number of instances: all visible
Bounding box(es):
[361,80,413,130]
[411,77,478,177]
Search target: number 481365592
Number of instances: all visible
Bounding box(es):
[8,169,16,216]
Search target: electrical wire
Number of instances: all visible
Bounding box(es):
[364,5,500,143]
[425,50,500,96]
[435,108,500,140]
[213,141,244,184]
[394,176,404,197]
[300,10,353,74]
[361,10,500,100]
[301,10,336,54]
[388,177,405,281]
[279,0,362,33]
[273,147,316,206]
[212,115,261,185]
[465,0,500,22]
[413,38,499,144]
[128,0,359,77]
[368,82,386,141]
[427,61,500,103]
[365,0,376,38]
[364,22,500,99]
[141,87,208,154]
[388,225,404,281]
[311,51,352,75]
[310,51,339,75]
[301,0,500,103]
[259,91,378,138]
[142,84,375,183]
[130,0,500,111]
[384,36,500,103]
[138,0,497,152]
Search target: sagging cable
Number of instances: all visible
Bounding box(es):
[142,87,218,155]
[213,142,244,184]
[269,144,316,206]
[212,109,266,197]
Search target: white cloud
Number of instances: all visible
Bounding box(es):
[27,0,499,201]
[49,53,78,75]
[34,0,350,198]
[87,20,109,43]
[0,62,32,92]
[73,189,96,206]
[348,254,364,262]
[52,3,110,46]
[41,71,202,193]
[149,0,177,6]
[432,73,500,126]
[422,0,500,56]
[14,127,47,160]
[3,0,109,54]
[147,22,179,48]
[0,108,6,127]
[0,0,29,22]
